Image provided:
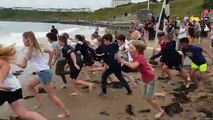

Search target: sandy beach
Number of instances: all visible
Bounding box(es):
[0,39,213,120]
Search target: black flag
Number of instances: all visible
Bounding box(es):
[158,0,170,31]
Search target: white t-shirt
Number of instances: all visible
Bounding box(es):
[1,71,21,92]
[89,38,98,49]
[178,27,187,39]
[25,48,50,71]
[119,40,133,62]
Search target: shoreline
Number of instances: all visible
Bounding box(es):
[0,19,110,28]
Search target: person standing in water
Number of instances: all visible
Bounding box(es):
[16,31,70,118]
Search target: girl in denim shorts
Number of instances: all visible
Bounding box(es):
[16,31,70,118]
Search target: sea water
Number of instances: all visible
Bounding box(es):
[0,21,105,48]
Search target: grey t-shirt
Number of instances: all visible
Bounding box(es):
[51,41,65,61]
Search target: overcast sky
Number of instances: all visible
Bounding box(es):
[0,0,149,10]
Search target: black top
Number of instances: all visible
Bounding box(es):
[75,42,93,65]
[162,40,182,63]
[95,44,107,62]
[62,44,82,67]
[103,43,119,66]
[62,44,75,66]
[51,28,58,35]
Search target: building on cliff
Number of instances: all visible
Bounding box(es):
[111,0,132,7]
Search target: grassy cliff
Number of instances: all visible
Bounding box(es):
[0,0,205,21]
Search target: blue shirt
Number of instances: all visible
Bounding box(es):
[182,45,206,65]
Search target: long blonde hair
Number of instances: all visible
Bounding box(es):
[0,44,16,63]
[23,31,43,55]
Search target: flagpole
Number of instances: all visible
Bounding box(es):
[147,0,150,10]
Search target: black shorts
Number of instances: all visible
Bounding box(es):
[0,88,23,106]
[69,65,81,79]
[165,61,183,71]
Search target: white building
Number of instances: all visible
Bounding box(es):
[12,7,35,10]
[112,0,132,7]
[36,8,92,12]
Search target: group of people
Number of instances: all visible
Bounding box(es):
[0,20,213,119]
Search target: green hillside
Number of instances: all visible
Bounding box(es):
[89,0,204,20]
[0,0,207,22]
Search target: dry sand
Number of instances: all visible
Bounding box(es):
[0,39,213,120]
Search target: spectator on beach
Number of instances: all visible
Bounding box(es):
[130,27,141,40]
[94,27,99,35]
[187,21,195,40]
[51,25,59,36]
[16,31,70,118]
[177,23,187,50]
[146,21,155,40]
[166,20,175,39]
[0,44,47,120]
[175,17,181,37]
[46,32,68,89]
[193,21,202,44]
[210,26,213,48]
[180,37,213,91]
[117,40,166,118]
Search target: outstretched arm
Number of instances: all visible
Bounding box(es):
[70,52,80,70]
[44,49,53,67]
[16,57,28,69]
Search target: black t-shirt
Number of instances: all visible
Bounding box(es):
[95,44,107,62]
[162,40,181,63]
[75,43,93,64]
[62,44,82,67]
[167,23,175,33]
[103,43,119,66]
[182,45,206,65]
[51,28,58,35]
[62,44,75,65]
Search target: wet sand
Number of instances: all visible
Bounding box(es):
[0,39,213,120]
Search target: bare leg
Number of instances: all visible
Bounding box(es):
[154,92,166,98]
[10,99,47,120]
[27,77,41,109]
[179,70,191,88]
[162,65,172,79]
[190,69,203,91]
[74,80,95,92]
[70,79,79,96]
[44,83,70,118]
[146,99,164,118]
